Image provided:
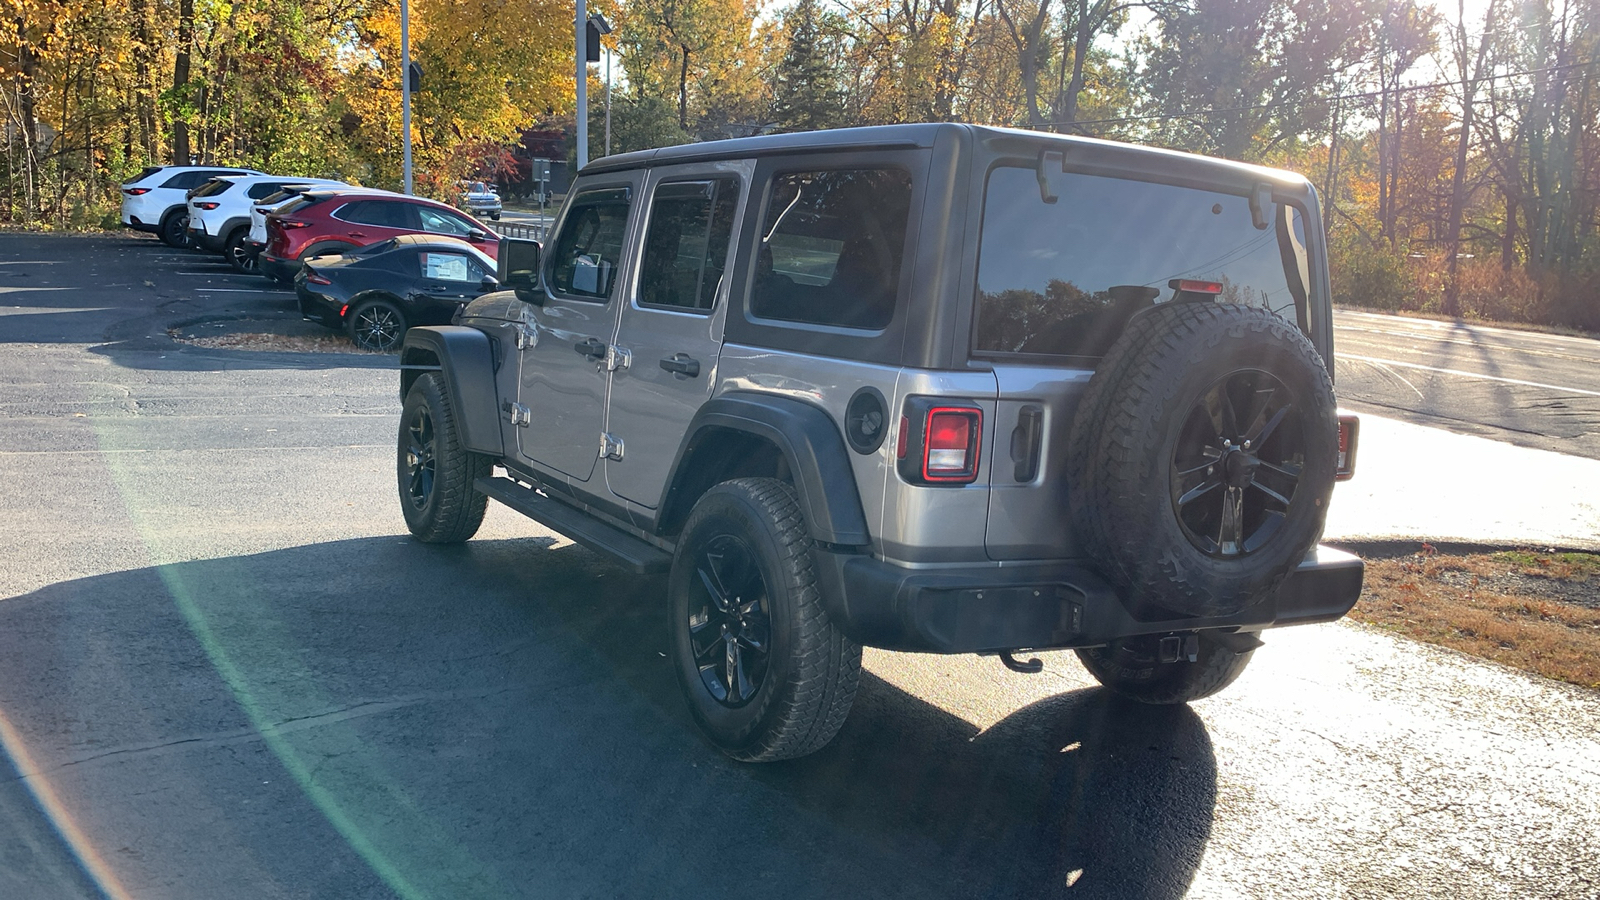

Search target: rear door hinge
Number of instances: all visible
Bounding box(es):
[598,432,624,460]
[503,400,531,427]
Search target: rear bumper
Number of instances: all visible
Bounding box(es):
[812,545,1364,653]
[188,227,228,252]
[260,254,300,282]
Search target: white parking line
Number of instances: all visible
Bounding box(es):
[193,288,284,294]
[1340,354,1600,397]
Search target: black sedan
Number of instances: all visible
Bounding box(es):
[295,234,499,351]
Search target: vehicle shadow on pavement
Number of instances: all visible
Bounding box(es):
[88,340,396,373]
[0,536,1214,900]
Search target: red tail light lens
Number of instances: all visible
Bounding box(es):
[307,272,332,285]
[897,399,983,485]
[1336,413,1359,481]
[1169,278,1223,294]
[122,187,151,196]
[194,201,220,210]
[274,218,311,230]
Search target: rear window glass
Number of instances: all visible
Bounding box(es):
[638,177,739,312]
[337,200,411,228]
[973,167,1310,360]
[750,168,912,330]
[247,182,289,200]
[193,179,234,197]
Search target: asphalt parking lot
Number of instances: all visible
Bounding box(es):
[2,233,1598,900]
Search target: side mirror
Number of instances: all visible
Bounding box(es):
[468,228,489,242]
[498,237,543,305]
[478,274,499,293]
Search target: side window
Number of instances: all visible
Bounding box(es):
[637,177,739,312]
[548,187,632,300]
[339,200,412,228]
[160,171,202,190]
[420,251,483,282]
[750,168,912,330]
[417,206,476,237]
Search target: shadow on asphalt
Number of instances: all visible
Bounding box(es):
[0,536,1215,899]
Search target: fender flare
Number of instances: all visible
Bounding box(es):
[218,217,251,243]
[658,392,870,547]
[399,326,503,457]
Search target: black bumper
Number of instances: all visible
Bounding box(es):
[260,255,300,283]
[187,227,227,253]
[812,545,1364,653]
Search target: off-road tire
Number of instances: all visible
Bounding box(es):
[398,373,490,543]
[159,210,189,248]
[1076,634,1254,704]
[668,478,861,762]
[1066,301,1338,618]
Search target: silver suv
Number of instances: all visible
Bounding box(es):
[395,124,1363,762]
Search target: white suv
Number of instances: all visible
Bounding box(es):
[187,175,348,269]
[120,165,263,247]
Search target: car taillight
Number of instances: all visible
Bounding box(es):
[1336,413,1359,481]
[307,272,332,285]
[275,218,311,229]
[897,399,983,485]
[195,201,220,210]
[1168,278,1223,294]
[122,187,151,196]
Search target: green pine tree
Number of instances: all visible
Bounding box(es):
[771,0,845,133]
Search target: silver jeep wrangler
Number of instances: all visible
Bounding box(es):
[396,124,1362,762]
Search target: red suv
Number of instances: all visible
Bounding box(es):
[260,191,500,282]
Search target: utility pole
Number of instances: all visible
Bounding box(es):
[575,0,588,171]
[401,0,413,194]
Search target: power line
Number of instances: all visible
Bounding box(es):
[1038,58,1596,129]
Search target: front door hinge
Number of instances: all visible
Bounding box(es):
[503,400,531,427]
[604,344,631,372]
[513,322,537,350]
[598,431,624,461]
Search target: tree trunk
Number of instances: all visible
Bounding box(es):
[172,0,195,164]
[678,46,690,131]
[1442,0,1497,318]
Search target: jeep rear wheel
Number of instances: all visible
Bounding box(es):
[1067,301,1338,618]
[668,478,861,762]
[1076,633,1254,704]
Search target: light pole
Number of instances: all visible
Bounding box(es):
[588,12,613,159]
[401,0,412,194]
[575,0,587,170]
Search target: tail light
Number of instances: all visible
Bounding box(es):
[1336,413,1359,481]
[896,398,983,485]
[307,271,332,285]
[275,218,311,229]
[194,201,220,210]
[122,187,151,196]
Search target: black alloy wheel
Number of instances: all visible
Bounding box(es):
[403,405,436,513]
[160,212,189,248]
[225,230,255,272]
[686,534,773,707]
[349,300,406,352]
[1169,368,1306,558]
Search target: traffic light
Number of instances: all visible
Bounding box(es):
[407,61,423,93]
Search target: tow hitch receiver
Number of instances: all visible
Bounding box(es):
[1160,634,1201,664]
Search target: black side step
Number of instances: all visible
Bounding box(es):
[474,476,672,575]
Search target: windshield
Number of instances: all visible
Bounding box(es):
[973,166,1310,361]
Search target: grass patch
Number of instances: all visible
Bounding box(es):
[1351,546,1600,689]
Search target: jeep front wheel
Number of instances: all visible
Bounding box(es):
[668,478,861,762]
[398,373,490,543]
[1076,633,1254,704]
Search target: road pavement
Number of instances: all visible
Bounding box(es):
[1,233,1597,899]
[1333,309,1600,460]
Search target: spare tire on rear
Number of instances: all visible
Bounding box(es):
[1066,301,1338,618]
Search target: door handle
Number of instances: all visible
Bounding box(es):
[660,353,700,378]
[574,337,607,359]
[347,231,366,238]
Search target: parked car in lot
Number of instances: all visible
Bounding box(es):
[121,164,263,247]
[296,235,499,351]
[186,175,349,270]
[459,181,502,220]
[397,123,1363,763]
[260,190,500,283]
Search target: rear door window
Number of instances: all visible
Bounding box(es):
[337,200,414,229]
[637,177,739,312]
[973,167,1311,361]
[749,168,912,330]
[547,187,632,300]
